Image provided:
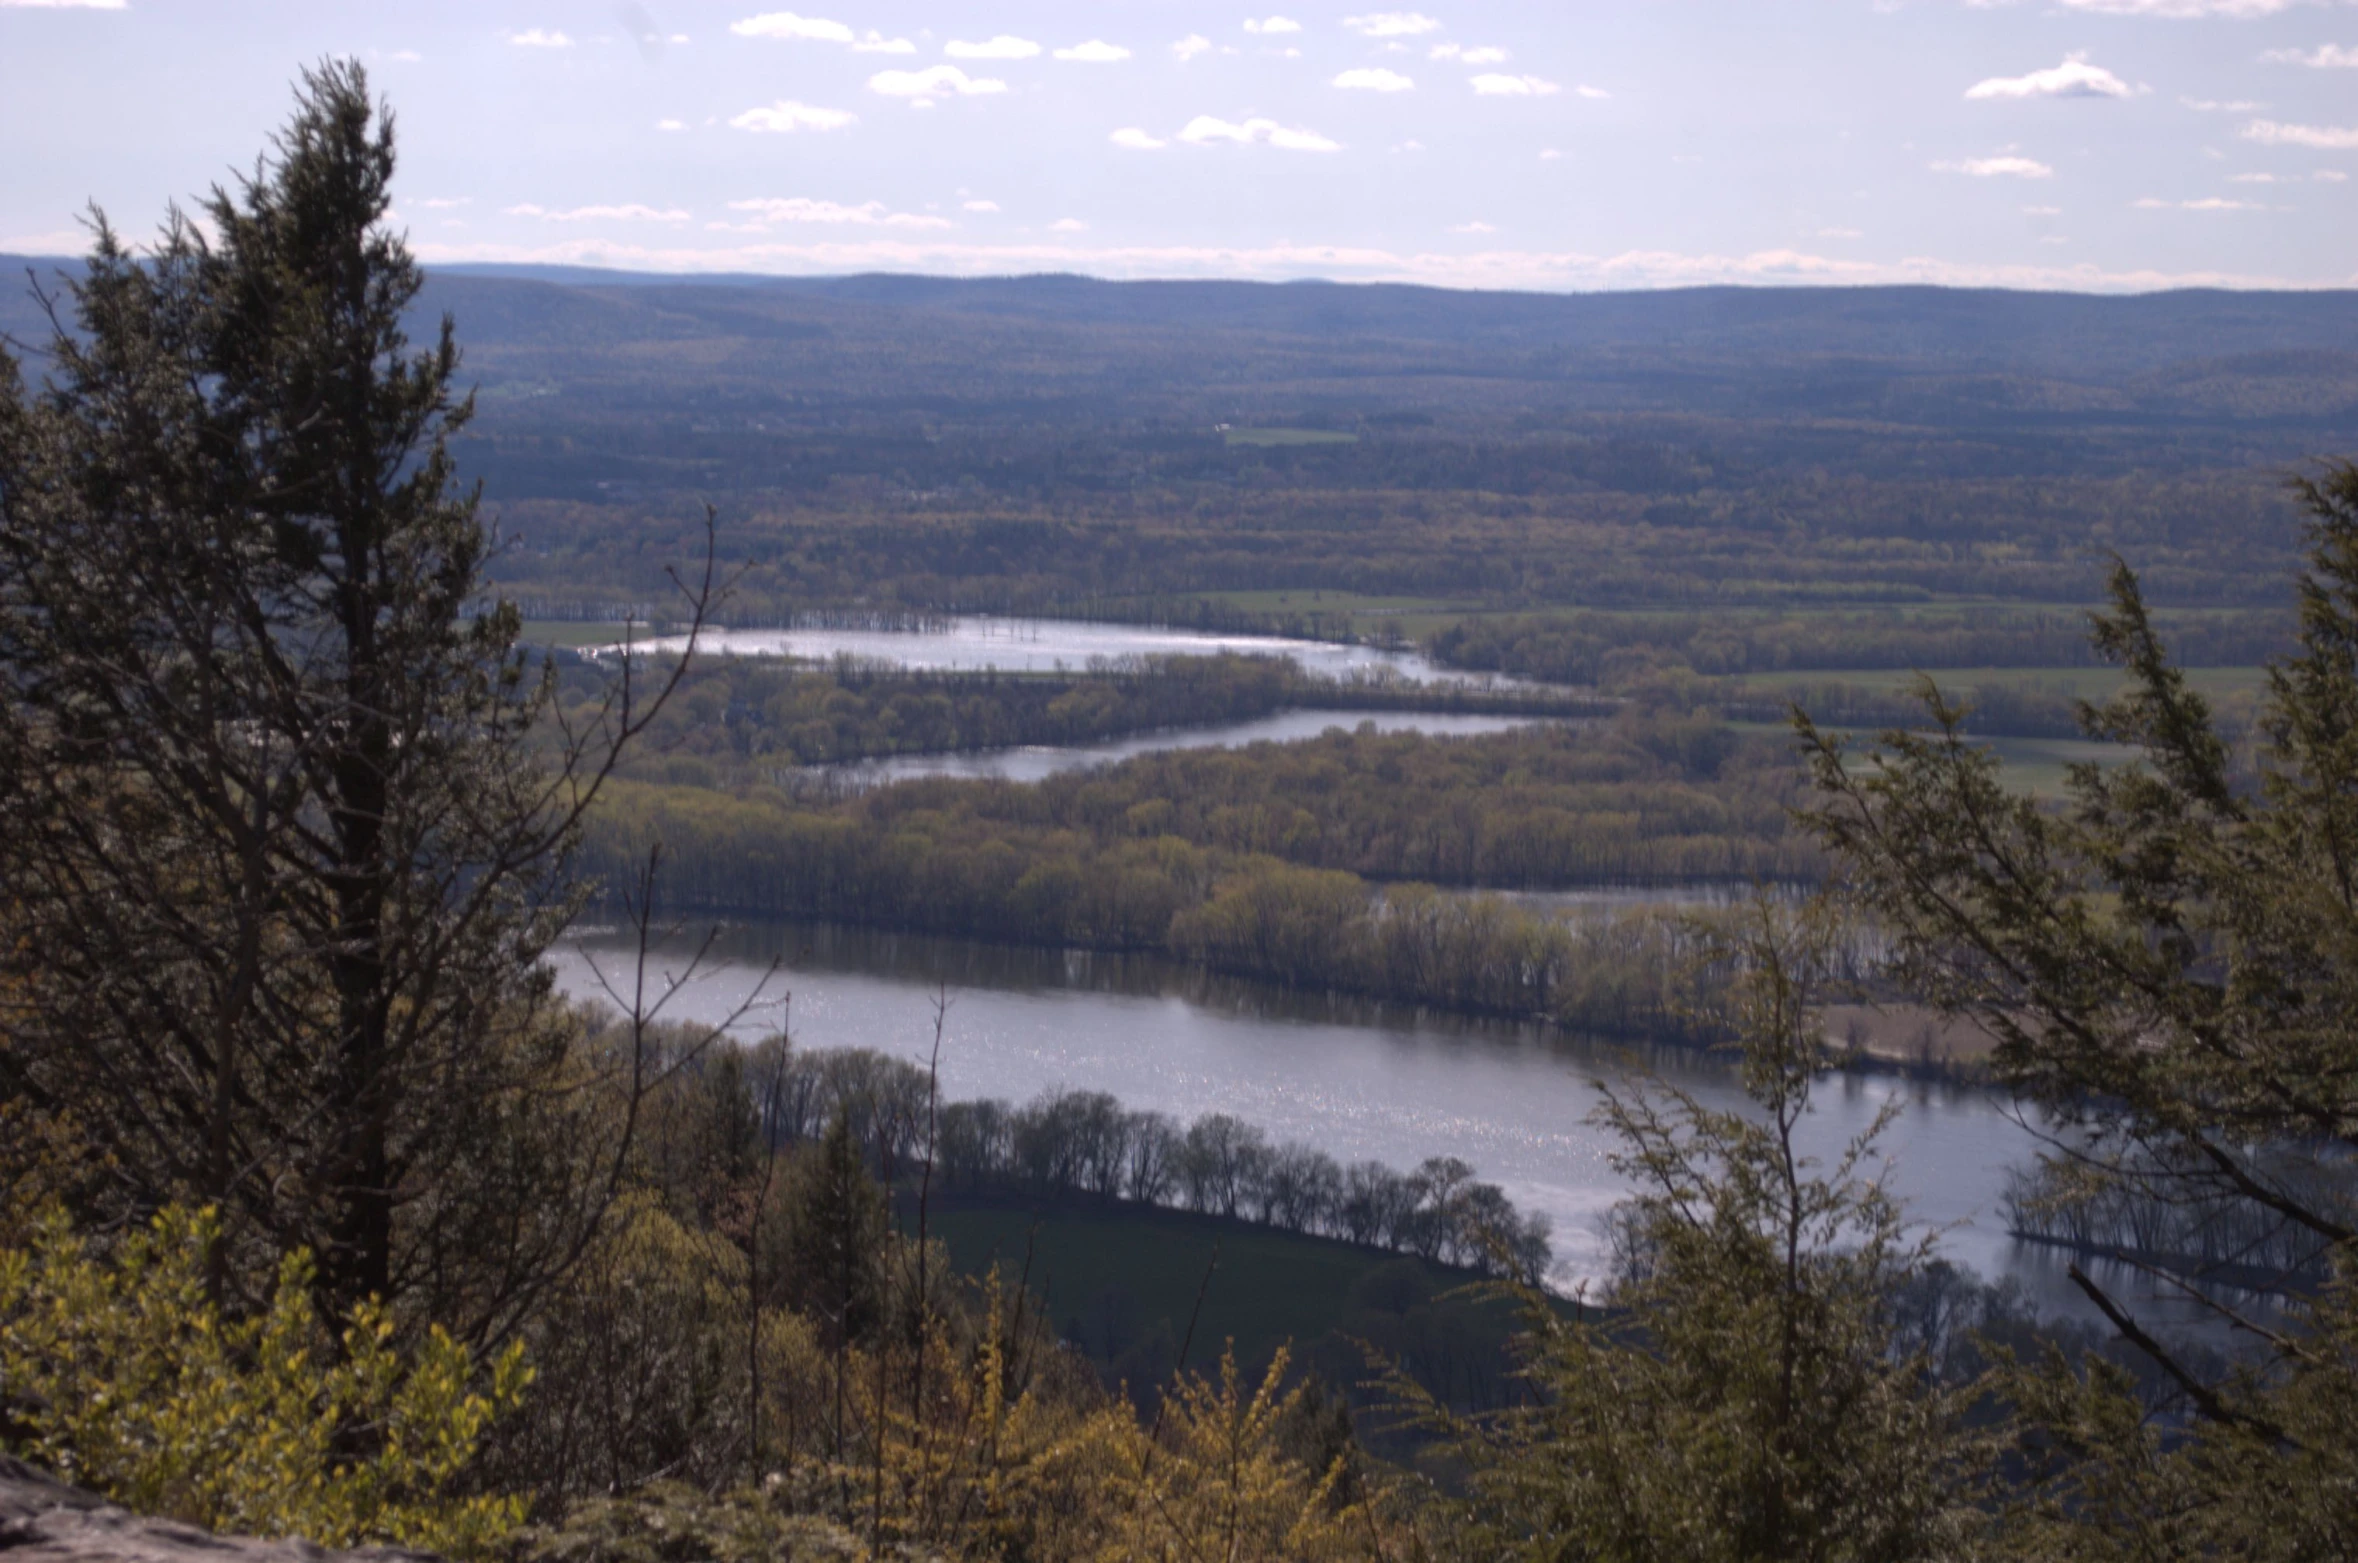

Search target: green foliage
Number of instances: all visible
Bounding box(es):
[519,1482,870,1563]
[1418,902,1988,1562]
[0,61,659,1340]
[0,1205,528,1558]
[780,1115,891,1349]
[597,654,1307,770]
[1800,460,2358,1556]
[580,714,1791,1038]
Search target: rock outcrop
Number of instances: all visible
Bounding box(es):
[0,1458,441,1563]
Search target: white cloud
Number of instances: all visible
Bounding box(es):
[385,49,424,63]
[963,199,1001,212]
[656,118,687,131]
[1050,218,1089,232]
[1471,73,1559,96]
[729,12,912,50]
[0,0,128,8]
[506,203,691,222]
[1335,66,1414,90]
[0,230,93,256]
[2319,169,2351,181]
[1172,33,1214,61]
[1450,220,1497,233]
[1576,84,1611,99]
[945,35,1039,59]
[1964,52,2138,99]
[2263,43,2358,67]
[1053,39,1131,61]
[2183,96,2265,111]
[416,196,471,209]
[726,197,952,228]
[1344,11,1441,36]
[1818,226,1864,237]
[1244,15,1302,33]
[731,11,845,40]
[2243,117,2358,148]
[1110,126,1169,149]
[1968,0,2310,14]
[2135,195,2265,208]
[2022,203,2064,213]
[1430,43,1509,63]
[1538,147,1563,160]
[729,100,858,132]
[1176,115,1342,151]
[869,65,1008,98]
[506,28,573,47]
[1933,154,2055,176]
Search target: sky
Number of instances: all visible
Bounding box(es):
[2,0,2355,293]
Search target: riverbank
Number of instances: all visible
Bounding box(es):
[545,915,2060,1306]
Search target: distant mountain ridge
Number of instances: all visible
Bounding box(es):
[7,256,2355,616]
[8,256,2357,379]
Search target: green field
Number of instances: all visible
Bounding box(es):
[924,1195,1512,1377]
[1730,721,2141,798]
[1220,427,1360,448]
[1731,664,2270,701]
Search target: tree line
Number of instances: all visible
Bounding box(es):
[561,650,1606,778]
[592,705,1813,897]
[1431,603,2287,688]
[753,1046,1553,1284]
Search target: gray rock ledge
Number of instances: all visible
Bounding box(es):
[0,1458,442,1563]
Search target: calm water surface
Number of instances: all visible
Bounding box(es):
[822,709,1548,787]
[609,617,1529,687]
[547,917,2130,1320]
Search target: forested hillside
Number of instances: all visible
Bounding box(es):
[12,254,2348,619]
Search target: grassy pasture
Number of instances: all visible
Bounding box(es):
[1732,664,2270,701]
[923,1194,1500,1377]
[1730,720,2140,798]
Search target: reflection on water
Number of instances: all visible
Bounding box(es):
[822,710,1553,788]
[605,616,1530,687]
[547,918,2122,1308]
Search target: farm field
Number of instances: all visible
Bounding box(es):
[924,1193,1523,1387]
[1732,664,2272,700]
[1727,720,2139,797]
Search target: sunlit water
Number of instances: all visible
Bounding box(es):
[603,616,1531,687]
[544,917,2159,1326]
[820,710,1551,787]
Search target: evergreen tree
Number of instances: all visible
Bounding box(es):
[0,62,705,1339]
[1426,901,1988,1563]
[780,1112,889,1351]
[1799,462,2358,1554]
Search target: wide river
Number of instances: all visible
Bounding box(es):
[547,917,2138,1325]
[823,709,1545,787]
[566,615,2187,1330]
[609,616,1524,687]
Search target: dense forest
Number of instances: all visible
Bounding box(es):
[17,215,2355,630]
[580,708,1806,1037]
[8,65,2358,1563]
[575,649,1603,770]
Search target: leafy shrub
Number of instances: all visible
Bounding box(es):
[0,1205,528,1558]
